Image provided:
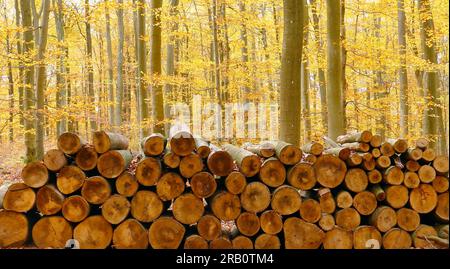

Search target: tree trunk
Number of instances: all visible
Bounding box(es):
[301,0,311,142]
[114,0,124,127]
[85,0,97,132]
[104,0,115,127]
[14,0,25,128]
[137,0,149,137]
[397,0,409,136]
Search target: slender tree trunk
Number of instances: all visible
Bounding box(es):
[279,0,303,146]
[211,0,222,106]
[301,0,311,142]
[221,2,230,99]
[14,0,24,127]
[4,10,14,143]
[85,0,97,132]
[105,0,115,127]
[340,0,347,130]
[137,0,149,137]
[115,0,124,128]
[54,0,67,137]
[239,1,250,98]
[397,0,409,137]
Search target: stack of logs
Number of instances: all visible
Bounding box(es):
[0,130,448,249]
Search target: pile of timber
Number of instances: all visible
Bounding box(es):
[0,130,448,249]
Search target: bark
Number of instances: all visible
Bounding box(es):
[301,0,311,142]
[105,0,115,126]
[397,0,409,136]
[114,0,124,127]
[137,0,149,137]
[85,0,97,132]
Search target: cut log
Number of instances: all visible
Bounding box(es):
[184,235,208,249]
[382,228,412,249]
[337,131,372,144]
[271,185,301,215]
[223,144,261,177]
[61,195,90,223]
[207,148,235,177]
[194,138,211,159]
[56,165,86,195]
[404,172,420,189]
[270,141,302,165]
[304,154,317,164]
[179,153,204,178]
[101,194,131,225]
[362,158,376,171]
[370,206,397,232]
[370,134,382,148]
[384,166,404,185]
[409,184,438,213]
[433,176,449,193]
[371,148,381,158]
[36,185,65,215]
[415,138,429,149]
[259,158,286,187]
[173,193,204,224]
[156,172,185,201]
[437,225,448,239]
[418,165,436,183]
[32,216,72,249]
[299,199,321,223]
[353,225,382,249]
[93,131,129,154]
[130,190,163,222]
[335,208,360,231]
[352,191,377,215]
[0,181,14,209]
[314,155,347,188]
[407,148,423,161]
[323,147,351,160]
[190,172,216,199]
[435,192,448,222]
[344,168,368,192]
[283,217,325,249]
[386,138,408,153]
[141,133,166,156]
[3,183,36,212]
[370,184,386,201]
[112,219,148,249]
[169,131,196,157]
[433,155,449,174]
[260,210,283,235]
[0,211,29,247]
[422,148,436,162]
[115,172,139,197]
[210,191,241,221]
[318,188,336,214]
[380,142,395,157]
[385,185,409,209]
[135,157,162,186]
[243,142,275,158]
[396,208,420,232]
[97,150,132,179]
[406,160,420,172]
[346,153,362,167]
[412,225,438,248]
[301,142,324,156]
[318,213,335,231]
[376,156,391,169]
[241,182,271,213]
[21,161,49,188]
[43,149,67,172]
[148,217,185,249]
[197,214,221,240]
[232,235,254,249]
[287,162,316,190]
[225,171,247,194]
[336,191,353,209]
[368,169,382,184]
[341,142,370,152]
[209,236,233,249]
[57,132,86,155]
[81,176,111,205]
[74,215,113,249]
[236,212,260,236]
[323,227,353,249]
[163,149,180,169]
[255,234,280,249]
[75,145,98,171]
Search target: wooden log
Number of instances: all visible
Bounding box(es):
[241,182,271,213]
[93,131,129,153]
[396,208,420,232]
[56,165,86,195]
[409,184,438,213]
[0,181,14,209]
[335,208,360,231]
[371,148,381,158]
[141,133,166,156]
[190,172,217,199]
[197,214,221,240]
[148,217,185,249]
[173,193,204,225]
[370,184,386,201]
[179,153,204,178]
[135,157,162,186]
[74,215,113,249]
[36,185,65,215]
[370,206,397,232]
[3,183,36,212]
[418,165,436,183]
[169,131,196,157]
[255,234,280,249]
[260,210,283,235]
[115,172,139,197]
[341,142,370,152]
[433,176,449,193]
[370,134,382,148]
[376,156,391,169]
[383,228,412,249]
[57,132,86,155]
[385,185,409,209]
[412,225,438,248]
[435,192,449,222]
[299,199,321,223]
[211,191,241,221]
[336,191,353,209]
[287,162,316,191]
[225,171,247,194]
[259,158,286,187]
[353,225,382,249]
[32,216,72,249]
[271,185,301,215]
[384,166,404,185]
[223,144,261,177]
[407,148,423,161]
[353,191,377,215]
[362,158,376,171]
[314,155,347,188]
[97,150,132,179]
[304,154,317,164]
[406,160,420,172]
[437,225,449,239]
[232,235,254,249]
[380,142,395,157]
[101,194,131,225]
[236,212,260,236]
[209,236,233,249]
[346,153,362,167]
[404,172,420,189]
[318,213,335,231]
[433,155,449,175]
[318,188,336,214]
[163,149,180,169]
[337,131,372,144]
[415,138,429,149]
[368,169,382,184]
[207,147,235,177]
[21,161,49,188]
[43,149,67,172]
[323,227,353,249]
[81,176,111,205]
[112,219,148,249]
[270,141,302,165]
[283,217,325,249]
[323,147,351,160]
[301,141,324,156]
[184,235,209,249]
[130,190,163,222]
[194,138,211,159]
[0,211,29,247]
[386,138,408,153]
[344,168,368,192]
[243,142,275,158]
[75,145,98,171]
[156,172,185,201]
[61,195,90,223]
[422,148,436,162]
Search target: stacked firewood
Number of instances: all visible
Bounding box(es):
[0,130,448,249]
